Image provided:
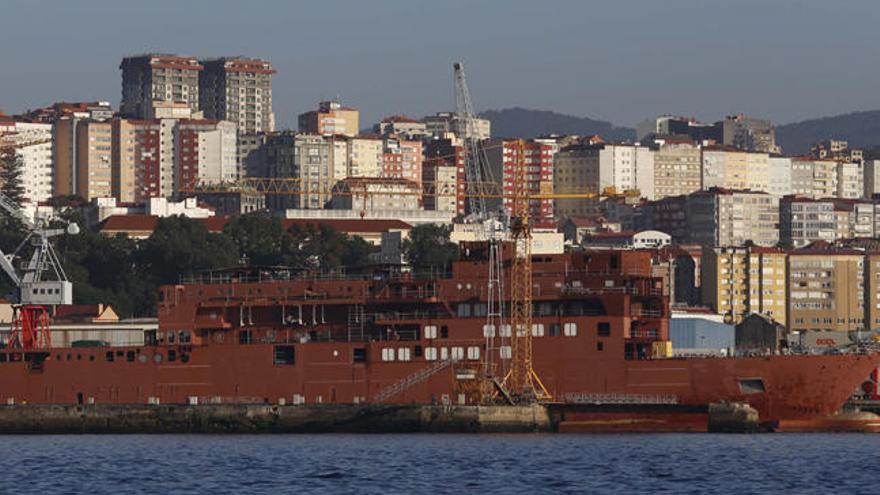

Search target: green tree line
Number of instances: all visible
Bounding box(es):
[1,211,377,318]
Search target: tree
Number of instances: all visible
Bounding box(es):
[138,216,239,285]
[224,212,295,266]
[402,224,458,274]
[0,151,25,207]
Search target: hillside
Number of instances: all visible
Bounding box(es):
[480,107,635,141]
[776,110,880,155]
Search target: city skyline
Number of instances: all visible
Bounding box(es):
[3,0,880,129]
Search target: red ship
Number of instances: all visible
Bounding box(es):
[0,246,877,430]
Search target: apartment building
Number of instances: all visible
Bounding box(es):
[865,160,880,198]
[787,247,869,333]
[263,133,332,210]
[0,121,54,206]
[120,54,203,119]
[348,136,383,177]
[424,135,465,215]
[701,146,770,192]
[199,57,275,134]
[74,120,114,200]
[701,246,787,324]
[652,139,702,199]
[780,196,879,247]
[687,188,779,247]
[298,100,359,137]
[382,136,423,186]
[837,161,863,199]
[423,112,490,140]
[175,119,238,190]
[767,156,793,197]
[791,158,838,199]
[374,115,429,140]
[486,139,555,220]
[717,114,779,154]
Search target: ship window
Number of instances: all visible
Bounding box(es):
[440,326,449,338]
[273,345,295,365]
[532,324,544,337]
[381,348,395,361]
[549,324,561,337]
[499,324,512,337]
[239,330,252,345]
[467,346,480,360]
[424,325,437,339]
[0,354,6,363]
[598,322,611,337]
[105,351,114,362]
[451,347,465,360]
[126,351,135,362]
[353,348,367,363]
[425,347,438,361]
[414,345,423,358]
[168,350,177,362]
[440,347,449,360]
[483,324,496,338]
[457,304,471,317]
[473,304,487,317]
[499,346,512,359]
[398,348,411,361]
[738,378,766,395]
[563,323,578,337]
[597,342,604,351]
[167,332,175,344]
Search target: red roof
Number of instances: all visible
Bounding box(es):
[381,115,419,124]
[100,215,412,236]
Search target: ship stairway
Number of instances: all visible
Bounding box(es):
[491,377,514,405]
[372,358,455,403]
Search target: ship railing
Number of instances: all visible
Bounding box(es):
[371,311,450,321]
[564,392,679,405]
[562,286,663,297]
[632,309,663,318]
[179,269,456,286]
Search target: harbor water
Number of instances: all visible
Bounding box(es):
[2,433,877,494]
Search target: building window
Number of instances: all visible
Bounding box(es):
[597,322,611,337]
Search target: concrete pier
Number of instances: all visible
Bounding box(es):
[0,403,553,434]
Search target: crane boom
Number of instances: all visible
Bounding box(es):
[453,62,496,219]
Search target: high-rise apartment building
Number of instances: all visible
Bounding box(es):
[687,188,780,247]
[199,58,275,134]
[120,54,203,119]
[701,147,770,192]
[716,114,779,154]
[0,121,54,206]
[701,246,787,324]
[347,136,383,177]
[836,161,863,199]
[790,158,837,199]
[264,133,332,209]
[424,135,465,215]
[74,121,114,200]
[652,139,702,200]
[298,101,359,137]
[486,139,555,221]
[381,136,422,186]
[865,160,880,198]
[787,247,870,333]
[767,156,793,197]
[553,142,654,219]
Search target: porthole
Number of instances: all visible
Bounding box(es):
[154,354,163,364]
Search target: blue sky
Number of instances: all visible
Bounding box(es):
[2,0,879,128]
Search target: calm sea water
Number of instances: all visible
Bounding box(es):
[2,434,876,494]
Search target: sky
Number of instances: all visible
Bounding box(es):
[2,0,879,129]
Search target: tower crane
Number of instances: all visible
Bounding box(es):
[0,193,78,349]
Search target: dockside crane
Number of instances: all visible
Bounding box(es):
[0,193,78,349]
